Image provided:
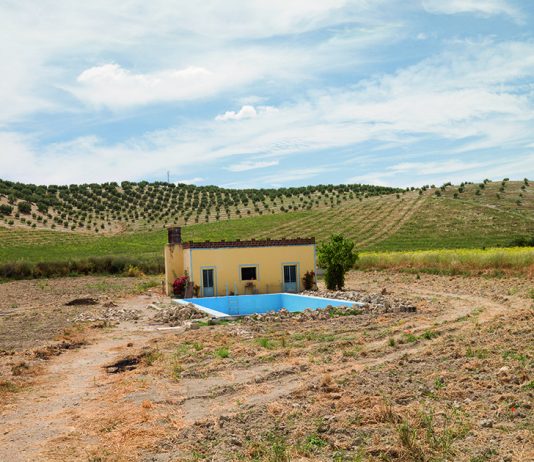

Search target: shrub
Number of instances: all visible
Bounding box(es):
[215,347,229,359]
[17,201,32,214]
[125,265,145,277]
[173,275,189,297]
[318,234,358,290]
[302,271,315,290]
[0,204,13,216]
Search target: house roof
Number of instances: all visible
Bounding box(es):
[181,237,315,249]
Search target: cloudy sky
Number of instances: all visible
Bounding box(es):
[1,0,533,187]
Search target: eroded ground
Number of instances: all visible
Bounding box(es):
[0,272,532,462]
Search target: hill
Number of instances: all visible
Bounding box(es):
[0,180,398,234]
[0,179,532,273]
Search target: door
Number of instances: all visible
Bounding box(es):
[202,268,215,297]
[283,265,298,292]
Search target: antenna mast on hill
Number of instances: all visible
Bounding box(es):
[167,170,170,183]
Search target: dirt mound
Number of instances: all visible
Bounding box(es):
[151,302,207,326]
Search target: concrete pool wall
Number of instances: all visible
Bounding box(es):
[173,293,363,318]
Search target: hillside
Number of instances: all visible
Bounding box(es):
[0,180,398,234]
[0,179,532,268]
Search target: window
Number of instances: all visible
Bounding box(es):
[240,266,257,280]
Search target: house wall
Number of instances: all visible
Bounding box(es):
[164,243,184,295]
[187,244,315,296]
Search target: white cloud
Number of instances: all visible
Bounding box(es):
[255,167,331,186]
[215,105,278,121]
[3,38,534,186]
[216,105,258,121]
[388,160,487,175]
[175,177,205,185]
[71,64,226,108]
[348,154,534,188]
[226,160,279,172]
[422,0,521,21]
[0,0,394,120]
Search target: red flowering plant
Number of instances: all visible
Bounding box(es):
[173,275,189,298]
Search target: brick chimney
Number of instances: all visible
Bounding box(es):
[167,226,182,244]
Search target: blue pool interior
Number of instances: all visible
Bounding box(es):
[179,293,357,317]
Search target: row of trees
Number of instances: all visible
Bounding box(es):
[0,179,403,231]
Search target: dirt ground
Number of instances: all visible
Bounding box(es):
[0,272,532,462]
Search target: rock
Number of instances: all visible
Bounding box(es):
[152,303,206,326]
[480,419,494,428]
[71,307,141,322]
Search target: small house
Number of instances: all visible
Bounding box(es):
[164,227,316,296]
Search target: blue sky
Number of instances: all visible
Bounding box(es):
[1,0,533,188]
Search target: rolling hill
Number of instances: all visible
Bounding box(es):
[0,179,532,270]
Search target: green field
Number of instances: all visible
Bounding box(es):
[1,180,533,272]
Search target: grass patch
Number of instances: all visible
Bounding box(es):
[215,347,229,359]
[256,338,274,349]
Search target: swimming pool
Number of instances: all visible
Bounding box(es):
[174,293,361,317]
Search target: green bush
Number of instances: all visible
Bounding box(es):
[318,234,358,290]
[17,201,32,214]
[0,256,164,280]
[0,204,13,215]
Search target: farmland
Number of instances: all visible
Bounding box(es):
[0,271,532,461]
[1,180,533,272]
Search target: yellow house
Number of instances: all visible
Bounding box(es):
[164,227,316,297]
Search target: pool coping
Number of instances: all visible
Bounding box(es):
[172,293,364,319]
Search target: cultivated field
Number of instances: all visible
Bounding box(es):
[1,180,533,278]
[0,271,532,461]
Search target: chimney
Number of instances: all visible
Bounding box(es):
[167,226,182,244]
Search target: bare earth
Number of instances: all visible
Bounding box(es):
[0,272,532,462]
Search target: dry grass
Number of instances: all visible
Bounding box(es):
[357,246,534,276]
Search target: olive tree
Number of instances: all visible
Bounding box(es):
[317,234,358,290]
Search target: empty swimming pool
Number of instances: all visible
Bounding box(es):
[174,293,359,317]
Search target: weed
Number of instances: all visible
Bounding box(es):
[403,333,418,343]
[502,350,527,364]
[302,434,327,453]
[470,448,497,462]
[388,337,396,347]
[434,377,445,389]
[124,264,144,277]
[466,347,488,359]
[135,278,160,293]
[521,380,534,390]
[420,330,439,340]
[143,350,162,366]
[0,380,20,393]
[397,421,424,461]
[257,337,273,349]
[172,363,183,381]
[215,347,229,359]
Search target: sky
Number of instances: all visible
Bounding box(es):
[1,0,533,188]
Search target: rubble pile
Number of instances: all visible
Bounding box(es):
[71,307,141,322]
[301,289,417,313]
[151,303,207,326]
[244,290,417,322]
[244,305,364,323]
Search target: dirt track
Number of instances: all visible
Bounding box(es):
[0,272,532,461]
